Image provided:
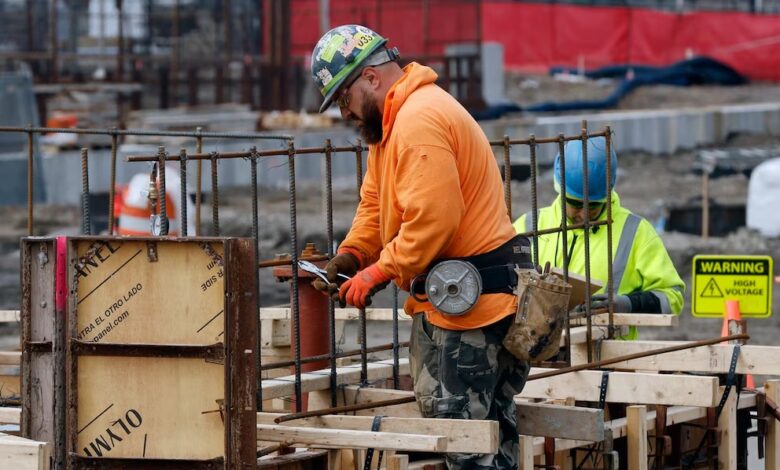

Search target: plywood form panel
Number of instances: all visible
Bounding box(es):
[73,240,226,345]
[75,356,224,460]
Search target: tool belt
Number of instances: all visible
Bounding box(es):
[502,265,572,362]
[410,235,534,315]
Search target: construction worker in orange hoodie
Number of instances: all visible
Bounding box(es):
[311,25,533,469]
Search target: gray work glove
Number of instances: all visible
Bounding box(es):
[311,252,360,305]
[589,293,633,313]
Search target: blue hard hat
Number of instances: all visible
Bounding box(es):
[553,136,617,201]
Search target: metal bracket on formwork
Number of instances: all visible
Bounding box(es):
[200,398,227,425]
[38,243,48,268]
[601,429,617,470]
[146,240,158,262]
[654,404,670,470]
[755,392,768,459]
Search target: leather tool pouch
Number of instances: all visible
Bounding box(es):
[503,267,572,362]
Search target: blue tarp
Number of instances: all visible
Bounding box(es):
[474,56,747,120]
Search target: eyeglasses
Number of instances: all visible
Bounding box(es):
[565,197,605,210]
[335,72,365,108]
[335,85,353,108]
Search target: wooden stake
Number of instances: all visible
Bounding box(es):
[717,386,737,470]
[627,405,648,470]
[766,380,780,469]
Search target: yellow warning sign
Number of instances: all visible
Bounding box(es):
[692,255,773,318]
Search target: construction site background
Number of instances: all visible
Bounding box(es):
[0,0,780,346]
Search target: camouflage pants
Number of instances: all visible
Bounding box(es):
[410,314,530,470]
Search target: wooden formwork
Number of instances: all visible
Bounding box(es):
[254,311,780,470]
[12,239,780,469]
[18,237,258,470]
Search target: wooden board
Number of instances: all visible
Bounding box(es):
[73,240,226,344]
[550,268,604,310]
[308,386,421,418]
[0,311,20,323]
[570,313,678,327]
[256,424,447,452]
[626,406,648,470]
[572,340,780,375]
[257,412,498,454]
[0,432,50,470]
[520,369,720,407]
[75,356,224,459]
[261,358,410,400]
[261,307,410,322]
[516,402,604,441]
[0,407,20,425]
[0,373,20,398]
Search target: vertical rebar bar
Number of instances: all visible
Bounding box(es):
[116,0,124,80]
[324,139,338,407]
[108,130,118,234]
[287,140,303,411]
[210,152,220,236]
[558,134,571,364]
[392,284,400,389]
[158,147,169,236]
[605,127,615,338]
[80,148,90,235]
[26,126,33,235]
[503,135,511,219]
[355,140,363,201]
[529,134,539,268]
[179,148,188,237]
[702,172,710,240]
[580,121,592,362]
[50,0,59,81]
[354,141,367,384]
[249,147,262,410]
[195,127,203,235]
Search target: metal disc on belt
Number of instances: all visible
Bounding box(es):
[426,260,482,316]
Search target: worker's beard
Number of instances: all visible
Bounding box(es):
[359,92,383,145]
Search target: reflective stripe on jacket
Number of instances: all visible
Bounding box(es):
[513,192,685,340]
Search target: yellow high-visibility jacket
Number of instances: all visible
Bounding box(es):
[513,193,685,339]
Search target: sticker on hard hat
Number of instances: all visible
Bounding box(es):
[691,255,773,318]
[319,34,344,64]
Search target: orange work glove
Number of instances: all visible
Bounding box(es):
[339,264,391,309]
[312,252,361,304]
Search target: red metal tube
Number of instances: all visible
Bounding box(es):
[272,243,330,410]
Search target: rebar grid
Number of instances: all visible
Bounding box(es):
[4,123,618,417]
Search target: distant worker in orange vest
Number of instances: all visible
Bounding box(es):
[116,165,196,236]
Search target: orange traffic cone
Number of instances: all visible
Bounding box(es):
[722,300,756,388]
[721,299,742,338]
[746,373,756,389]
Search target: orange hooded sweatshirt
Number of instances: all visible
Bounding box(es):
[338,63,517,330]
